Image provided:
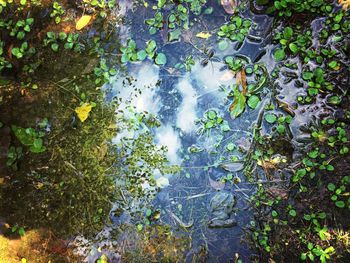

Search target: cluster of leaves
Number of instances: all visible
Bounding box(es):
[195,109,231,134]
[258,0,333,17]
[273,26,312,61]
[0,0,116,81]
[223,59,268,118]
[6,146,23,170]
[79,0,117,18]
[174,55,195,71]
[93,57,118,84]
[217,16,252,43]
[43,31,82,52]
[1,17,34,40]
[12,119,48,153]
[120,39,167,65]
[144,0,211,36]
[50,1,64,24]
[247,3,350,262]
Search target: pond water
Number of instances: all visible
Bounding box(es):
[76,1,277,262]
[3,0,348,262]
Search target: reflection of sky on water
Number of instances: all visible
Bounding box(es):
[108,58,257,262]
[92,1,281,262]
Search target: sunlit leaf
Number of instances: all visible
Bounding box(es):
[221,0,237,14]
[75,103,93,122]
[76,15,92,30]
[339,0,350,10]
[196,32,212,39]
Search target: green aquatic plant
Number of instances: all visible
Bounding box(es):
[273,27,312,61]
[217,16,252,43]
[12,125,47,153]
[11,41,35,59]
[7,18,34,40]
[94,58,118,84]
[265,0,332,17]
[6,146,23,170]
[225,56,244,71]
[144,0,208,35]
[43,31,82,52]
[175,55,195,71]
[120,38,167,65]
[50,1,64,24]
[145,11,164,35]
[327,175,350,209]
[196,109,231,134]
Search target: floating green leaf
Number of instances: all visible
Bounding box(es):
[265,113,277,124]
[247,95,260,109]
[274,49,285,61]
[155,53,167,65]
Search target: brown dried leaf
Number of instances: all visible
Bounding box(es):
[236,69,247,94]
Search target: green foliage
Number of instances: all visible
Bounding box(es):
[94,58,118,84]
[120,38,167,66]
[230,86,246,119]
[196,109,231,134]
[155,52,167,65]
[218,16,252,43]
[11,225,26,237]
[267,0,332,17]
[12,125,47,153]
[50,1,64,24]
[175,55,195,71]
[43,31,82,53]
[6,146,23,170]
[225,56,244,72]
[144,0,208,35]
[273,26,312,62]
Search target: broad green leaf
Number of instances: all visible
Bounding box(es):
[137,50,147,61]
[155,53,167,65]
[274,48,285,61]
[247,95,260,109]
[265,113,277,124]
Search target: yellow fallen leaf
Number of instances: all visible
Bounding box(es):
[76,15,92,30]
[75,103,92,122]
[21,259,27,263]
[339,0,350,10]
[196,32,212,39]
